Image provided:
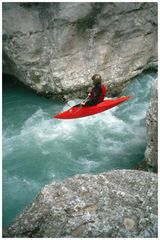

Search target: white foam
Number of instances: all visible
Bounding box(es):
[42,150,50,155]
[77,157,100,172]
[3,135,18,157]
[19,108,77,144]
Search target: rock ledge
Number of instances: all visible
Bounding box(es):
[4,170,158,238]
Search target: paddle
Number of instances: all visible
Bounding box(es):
[73,96,90,113]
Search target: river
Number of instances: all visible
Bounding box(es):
[2,71,157,227]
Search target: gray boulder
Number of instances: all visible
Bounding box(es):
[3,2,157,98]
[4,170,158,238]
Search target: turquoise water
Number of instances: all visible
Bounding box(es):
[3,72,157,227]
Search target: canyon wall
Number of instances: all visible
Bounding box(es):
[3,2,157,98]
[145,80,158,172]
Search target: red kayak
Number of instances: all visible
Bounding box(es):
[53,96,132,120]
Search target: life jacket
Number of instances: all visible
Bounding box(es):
[89,84,106,102]
[98,84,106,102]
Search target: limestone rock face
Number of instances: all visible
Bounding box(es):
[4,170,158,238]
[3,2,157,97]
[145,80,158,171]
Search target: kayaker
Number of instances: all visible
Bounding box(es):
[81,74,106,106]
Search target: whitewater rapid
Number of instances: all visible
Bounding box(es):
[3,72,157,227]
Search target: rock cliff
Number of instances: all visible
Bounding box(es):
[3,2,157,98]
[145,80,158,172]
[4,170,157,238]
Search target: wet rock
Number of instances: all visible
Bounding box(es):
[4,170,158,238]
[2,2,157,97]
